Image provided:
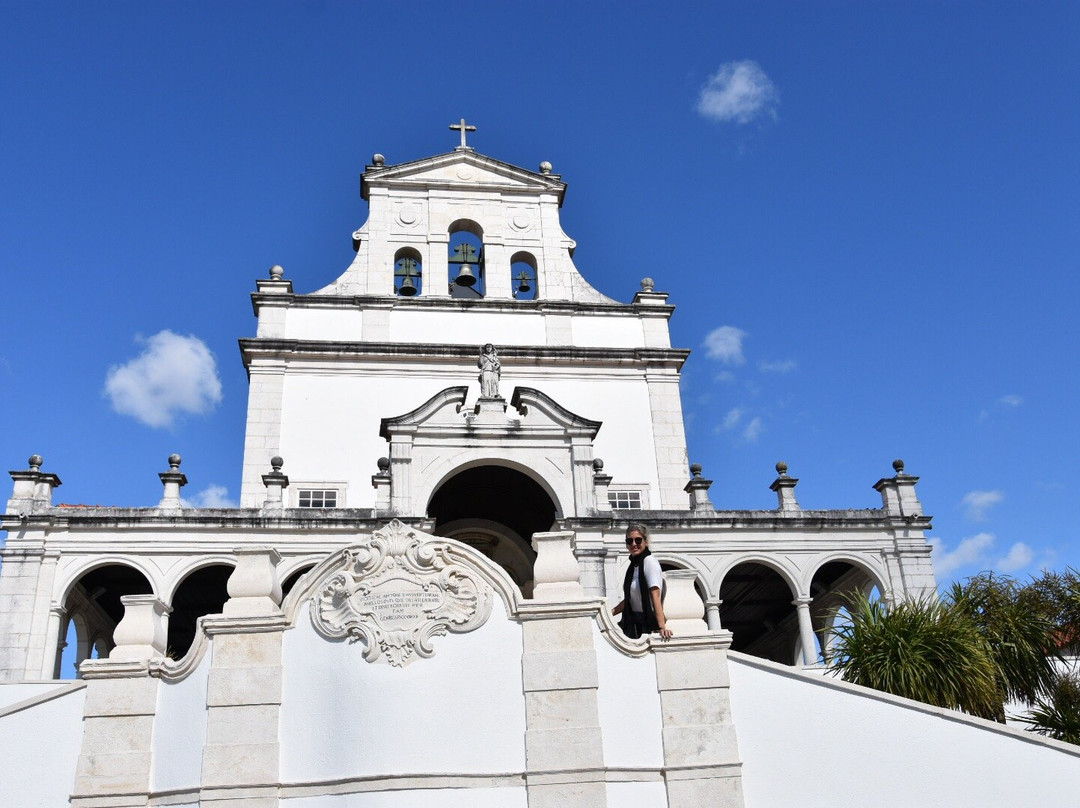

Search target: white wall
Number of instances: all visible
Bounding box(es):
[281,788,527,808]
[279,598,526,783]
[0,684,86,808]
[594,627,664,770]
[728,653,1080,808]
[151,652,211,793]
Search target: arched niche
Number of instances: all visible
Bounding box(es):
[393,246,423,297]
[427,464,559,597]
[58,562,154,678]
[718,561,800,664]
[448,219,485,298]
[167,563,235,659]
[510,251,538,300]
[808,558,886,663]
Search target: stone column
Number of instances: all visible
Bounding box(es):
[705,599,723,632]
[653,630,745,808]
[793,597,818,667]
[200,548,285,807]
[389,434,414,515]
[41,604,66,679]
[71,596,170,807]
[522,530,605,808]
[0,544,46,679]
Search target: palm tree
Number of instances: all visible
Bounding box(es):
[829,593,1000,717]
[1021,671,1080,744]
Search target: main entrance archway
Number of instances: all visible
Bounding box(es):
[427,465,557,598]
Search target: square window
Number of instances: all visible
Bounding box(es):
[608,490,643,510]
[298,489,338,508]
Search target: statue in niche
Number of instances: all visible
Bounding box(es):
[477,343,501,399]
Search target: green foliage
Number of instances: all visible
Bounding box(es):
[1023,567,1080,648]
[949,572,1061,713]
[1022,672,1080,744]
[829,593,1000,717]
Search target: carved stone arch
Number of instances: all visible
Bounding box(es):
[422,455,569,520]
[165,556,237,659]
[711,554,800,598]
[619,552,710,601]
[279,555,324,598]
[801,552,889,599]
[161,554,238,604]
[56,555,161,604]
[714,555,803,665]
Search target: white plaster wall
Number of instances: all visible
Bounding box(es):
[571,315,647,348]
[727,654,1080,807]
[389,309,547,346]
[285,308,363,341]
[0,681,72,709]
[282,787,527,807]
[606,782,668,807]
[593,628,664,769]
[0,685,86,808]
[280,598,526,782]
[151,652,211,793]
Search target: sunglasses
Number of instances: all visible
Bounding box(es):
[625,537,645,546]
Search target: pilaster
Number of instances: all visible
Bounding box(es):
[240,361,286,508]
[645,369,691,509]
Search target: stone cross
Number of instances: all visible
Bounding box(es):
[449,117,476,149]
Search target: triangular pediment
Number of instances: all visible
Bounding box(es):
[362,150,566,203]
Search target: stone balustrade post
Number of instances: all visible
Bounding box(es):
[260,456,289,513]
[531,531,585,601]
[157,454,188,512]
[591,458,612,513]
[664,570,709,636]
[224,547,283,617]
[873,458,923,517]
[109,596,171,662]
[769,461,801,511]
[684,463,715,512]
[371,456,392,513]
[7,454,62,515]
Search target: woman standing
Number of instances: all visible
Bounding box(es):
[612,524,673,639]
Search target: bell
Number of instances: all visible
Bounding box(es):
[515,270,532,294]
[399,276,417,296]
[454,264,477,287]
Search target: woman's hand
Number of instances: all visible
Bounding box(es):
[657,626,673,639]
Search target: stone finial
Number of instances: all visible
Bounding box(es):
[269,264,285,280]
[261,456,289,513]
[770,461,800,512]
[372,456,392,513]
[109,596,171,662]
[663,570,709,636]
[531,531,586,601]
[684,463,715,512]
[539,160,552,174]
[8,454,62,514]
[874,459,923,517]
[158,454,188,511]
[224,547,283,617]
[593,457,604,472]
[592,457,612,513]
[372,153,386,166]
[641,277,655,291]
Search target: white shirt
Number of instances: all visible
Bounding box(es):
[629,555,664,612]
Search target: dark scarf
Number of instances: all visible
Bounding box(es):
[619,548,659,638]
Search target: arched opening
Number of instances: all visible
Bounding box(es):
[427,465,557,597]
[718,562,799,664]
[59,563,154,678]
[393,247,422,297]
[510,251,538,300]
[809,560,884,664]
[448,220,485,298]
[281,564,317,598]
[659,561,708,601]
[167,564,234,659]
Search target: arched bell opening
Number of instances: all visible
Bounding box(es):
[427,464,558,598]
[393,247,423,297]
[809,560,885,664]
[448,219,485,298]
[510,251,538,301]
[167,564,234,659]
[718,562,800,664]
[59,563,154,678]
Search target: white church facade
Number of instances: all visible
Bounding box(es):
[2,131,1078,807]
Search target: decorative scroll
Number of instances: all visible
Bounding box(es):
[312,520,492,667]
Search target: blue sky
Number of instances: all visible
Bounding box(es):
[2,2,1078,586]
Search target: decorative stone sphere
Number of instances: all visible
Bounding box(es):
[372,153,386,166]
[592,457,604,472]
[539,160,552,174]
[168,453,182,469]
[28,454,43,471]
[269,264,285,280]
[893,458,905,474]
[377,456,391,472]
[640,277,655,291]
[270,456,284,472]
[690,462,703,477]
[776,461,788,475]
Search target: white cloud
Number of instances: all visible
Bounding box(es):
[714,370,736,384]
[996,542,1034,573]
[931,532,995,578]
[743,416,763,442]
[722,407,744,429]
[704,326,747,365]
[182,484,236,509]
[961,489,1004,522]
[998,394,1023,407]
[697,60,779,124]
[104,331,222,428]
[759,359,797,373]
